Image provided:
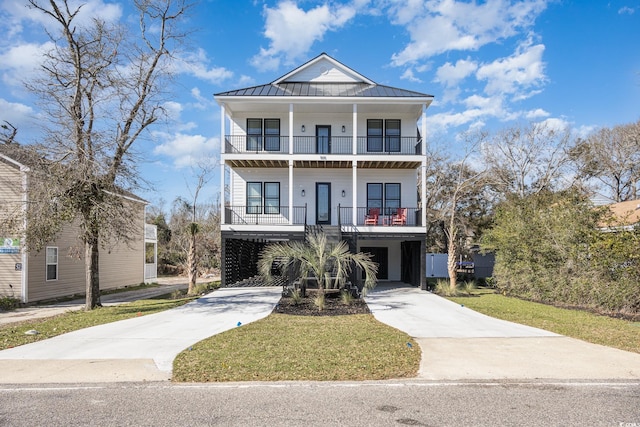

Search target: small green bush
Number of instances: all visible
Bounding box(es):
[0,296,20,311]
[314,293,326,311]
[340,290,355,306]
[290,288,303,305]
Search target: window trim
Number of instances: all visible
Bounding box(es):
[384,183,401,215]
[46,246,58,281]
[264,118,281,152]
[367,119,383,152]
[366,183,383,211]
[246,118,263,151]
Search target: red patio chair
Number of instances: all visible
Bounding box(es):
[391,208,407,225]
[364,208,379,225]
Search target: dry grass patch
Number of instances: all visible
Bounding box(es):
[448,292,640,354]
[173,313,420,382]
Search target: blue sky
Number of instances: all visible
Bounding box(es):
[1,0,639,209]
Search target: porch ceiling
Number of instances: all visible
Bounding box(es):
[226,159,422,169]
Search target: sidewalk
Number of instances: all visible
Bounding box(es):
[0,276,209,326]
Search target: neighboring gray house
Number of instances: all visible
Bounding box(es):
[0,148,149,303]
[215,53,433,289]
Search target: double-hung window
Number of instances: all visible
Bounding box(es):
[246,182,262,214]
[46,246,58,281]
[385,120,401,152]
[246,119,281,152]
[246,182,280,214]
[367,183,401,215]
[367,119,401,152]
[367,119,383,152]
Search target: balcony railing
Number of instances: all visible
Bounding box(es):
[224,135,422,155]
[339,206,422,227]
[224,205,307,225]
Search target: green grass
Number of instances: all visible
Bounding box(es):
[449,291,640,354]
[0,296,195,350]
[173,313,420,382]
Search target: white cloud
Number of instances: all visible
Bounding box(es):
[400,68,422,83]
[0,98,35,128]
[251,0,359,71]
[389,0,548,65]
[476,40,546,97]
[0,41,53,88]
[618,6,635,14]
[177,49,233,84]
[434,58,478,87]
[154,133,220,169]
[525,108,550,119]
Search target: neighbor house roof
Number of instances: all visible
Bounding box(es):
[602,199,640,229]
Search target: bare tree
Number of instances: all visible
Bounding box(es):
[1,122,18,145]
[570,119,640,202]
[482,121,573,198]
[25,0,192,309]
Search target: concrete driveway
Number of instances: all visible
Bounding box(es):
[0,287,282,383]
[365,284,640,380]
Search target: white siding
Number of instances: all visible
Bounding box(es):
[284,58,361,83]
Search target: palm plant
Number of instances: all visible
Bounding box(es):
[258,232,378,297]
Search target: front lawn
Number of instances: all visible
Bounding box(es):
[448,291,640,354]
[173,313,420,382]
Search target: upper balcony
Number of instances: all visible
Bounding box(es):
[223,135,423,169]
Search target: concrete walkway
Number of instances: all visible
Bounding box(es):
[365,284,640,380]
[0,287,282,383]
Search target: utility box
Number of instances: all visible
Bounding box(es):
[425,253,449,278]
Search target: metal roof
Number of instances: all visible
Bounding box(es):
[215,82,432,98]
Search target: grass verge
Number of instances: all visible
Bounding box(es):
[0,296,195,351]
[448,292,640,354]
[173,313,420,382]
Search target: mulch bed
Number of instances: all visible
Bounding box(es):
[274,292,371,316]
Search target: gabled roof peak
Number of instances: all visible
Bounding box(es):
[272,53,375,85]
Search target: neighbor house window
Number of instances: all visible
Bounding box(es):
[247,118,263,151]
[385,183,401,214]
[367,119,383,152]
[246,182,262,214]
[46,247,58,281]
[264,182,280,214]
[385,119,401,152]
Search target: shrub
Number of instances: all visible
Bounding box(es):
[340,290,354,306]
[0,296,21,311]
[314,293,326,311]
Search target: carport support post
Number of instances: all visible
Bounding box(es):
[420,239,427,290]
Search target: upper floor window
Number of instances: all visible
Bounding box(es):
[367,183,401,215]
[246,118,280,152]
[367,119,401,153]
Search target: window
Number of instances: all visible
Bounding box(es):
[264,182,280,214]
[264,119,281,151]
[247,182,280,214]
[367,119,383,152]
[385,119,401,152]
[246,118,280,151]
[246,119,262,151]
[367,183,383,211]
[385,183,401,215]
[367,183,401,215]
[246,182,262,214]
[46,247,58,281]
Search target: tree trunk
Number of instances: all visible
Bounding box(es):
[187,232,197,295]
[446,222,458,292]
[85,232,101,310]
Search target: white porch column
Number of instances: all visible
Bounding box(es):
[421,104,427,156]
[289,160,294,225]
[352,103,358,155]
[421,104,427,227]
[352,161,358,225]
[220,103,226,154]
[289,103,294,154]
[220,159,226,225]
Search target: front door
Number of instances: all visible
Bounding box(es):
[316,125,331,154]
[316,182,331,225]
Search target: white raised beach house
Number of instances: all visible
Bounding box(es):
[216,53,433,289]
